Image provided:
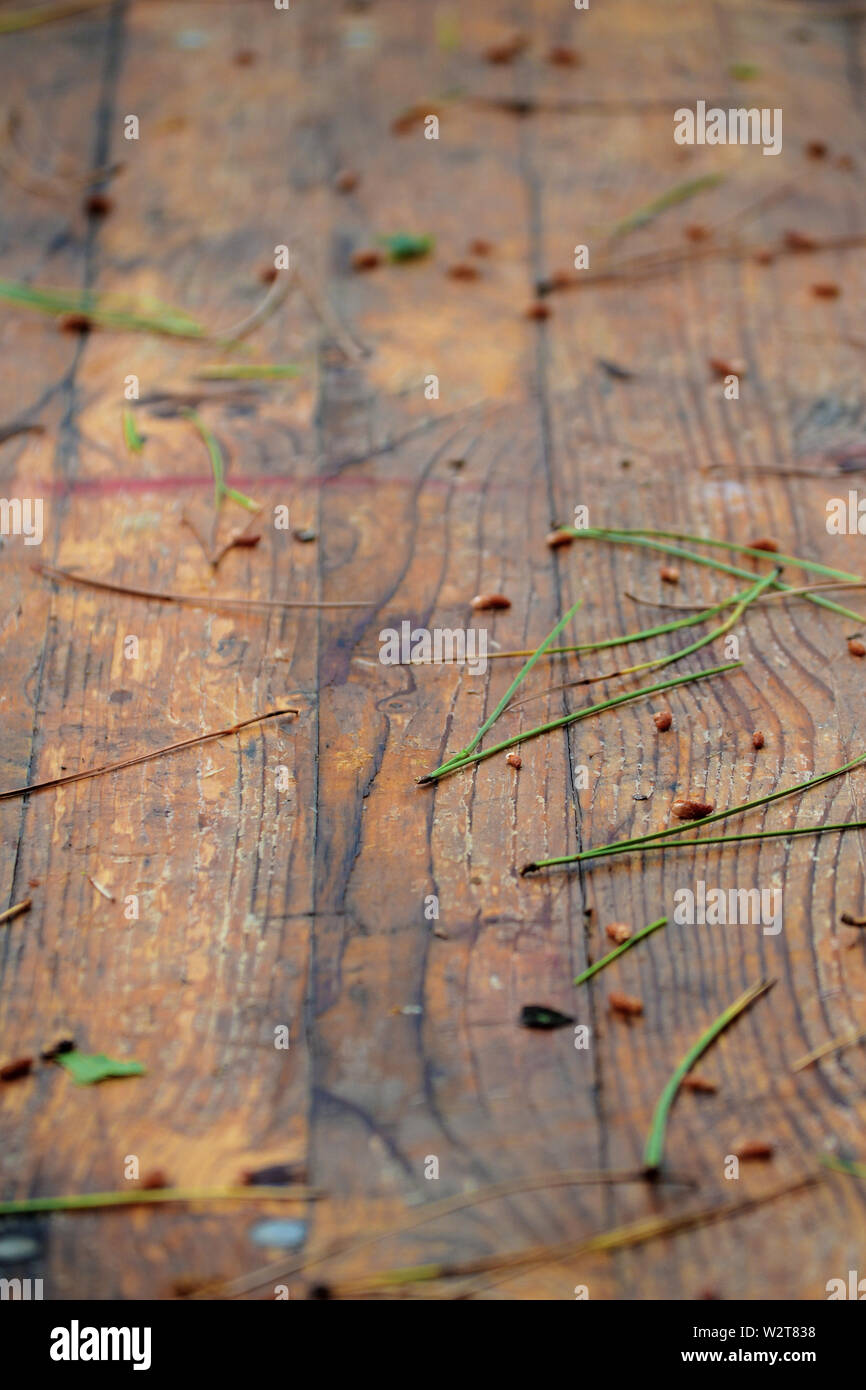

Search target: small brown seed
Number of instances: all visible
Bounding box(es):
[485,34,529,64]
[752,247,775,265]
[506,752,522,769]
[351,248,381,272]
[804,140,828,159]
[83,191,113,218]
[545,529,574,549]
[609,991,643,1018]
[848,638,866,657]
[682,1074,718,1094]
[140,1169,170,1190]
[259,265,279,284]
[447,262,480,281]
[784,229,819,252]
[468,238,493,257]
[811,281,840,299]
[58,313,92,334]
[672,798,714,820]
[659,565,680,584]
[653,710,673,732]
[547,45,580,66]
[605,922,631,945]
[684,223,711,242]
[471,593,511,611]
[334,168,359,194]
[526,300,551,320]
[747,536,779,552]
[233,49,257,67]
[752,730,765,749]
[0,1056,33,1082]
[734,1140,774,1160]
[708,357,745,378]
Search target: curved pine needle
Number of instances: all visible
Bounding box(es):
[0,708,298,803]
[643,979,776,1174]
[35,562,370,610]
[525,750,866,872]
[573,916,667,986]
[419,660,743,785]
[0,897,31,925]
[0,1186,320,1216]
[565,526,866,625]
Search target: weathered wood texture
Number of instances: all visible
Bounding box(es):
[1,0,866,1299]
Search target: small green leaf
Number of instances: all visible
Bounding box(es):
[57,1051,145,1085]
[379,233,434,262]
[122,408,145,455]
[729,62,760,80]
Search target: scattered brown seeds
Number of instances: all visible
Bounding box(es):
[545,529,574,549]
[468,238,492,257]
[484,34,529,64]
[258,265,279,285]
[0,1056,33,1082]
[471,592,511,611]
[333,168,359,194]
[684,223,711,242]
[708,357,745,378]
[848,638,866,657]
[804,140,827,159]
[747,537,779,552]
[672,798,714,820]
[659,565,680,584]
[351,248,381,272]
[682,1074,718,1094]
[752,730,765,749]
[447,262,480,281]
[653,710,673,732]
[83,192,113,218]
[58,313,92,334]
[609,991,643,1018]
[547,45,580,66]
[526,300,551,320]
[811,281,840,299]
[735,1140,774,1161]
[140,1170,170,1190]
[506,752,522,769]
[606,922,632,945]
[783,229,819,252]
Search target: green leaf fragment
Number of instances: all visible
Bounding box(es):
[379,233,435,261]
[57,1051,145,1085]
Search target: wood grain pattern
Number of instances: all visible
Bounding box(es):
[1,0,865,1300]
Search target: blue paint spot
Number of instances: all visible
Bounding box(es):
[250,1219,307,1249]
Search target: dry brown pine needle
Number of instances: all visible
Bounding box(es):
[609,991,643,1018]
[672,798,714,820]
[653,710,673,732]
[606,923,632,945]
[471,592,511,611]
[752,730,765,749]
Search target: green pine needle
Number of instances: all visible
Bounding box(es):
[574,916,667,987]
[643,979,775,1174]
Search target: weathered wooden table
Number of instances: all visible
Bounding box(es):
[1,0,865,1299]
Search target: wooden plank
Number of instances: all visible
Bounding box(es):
[0,0,865,1301]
